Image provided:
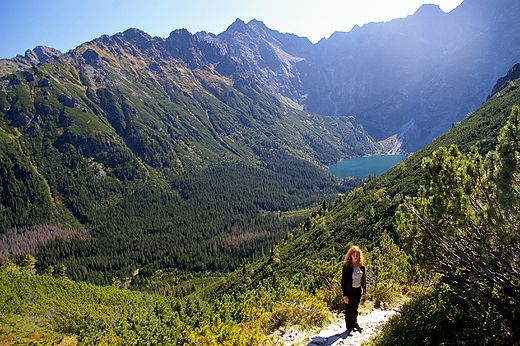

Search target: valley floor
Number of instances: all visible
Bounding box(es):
[272,308,399,346]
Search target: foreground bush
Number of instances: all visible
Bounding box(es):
[0,258,332,345]
[370,283,518,346]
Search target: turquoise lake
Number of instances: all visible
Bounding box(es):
[326,154,407,178]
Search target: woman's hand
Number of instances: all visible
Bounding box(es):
[344,296,349,304]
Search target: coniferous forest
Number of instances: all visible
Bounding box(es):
[0,48,369,287]
[2,5,520,344]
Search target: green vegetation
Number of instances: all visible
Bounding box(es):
[0,52,369,286]
[0,252,341,345]
[387,106,520,344]
[2,32,520,345]
[371,283,507,345]
[1,236,410,345]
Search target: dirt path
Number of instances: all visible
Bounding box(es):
[271,308,399,345]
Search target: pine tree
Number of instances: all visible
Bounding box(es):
[396,106,520,337]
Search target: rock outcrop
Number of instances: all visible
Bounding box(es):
[0,46,62,76]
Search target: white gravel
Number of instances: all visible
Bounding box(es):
[271,308,399,346]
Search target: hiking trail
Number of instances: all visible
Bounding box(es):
[271,308,399,345]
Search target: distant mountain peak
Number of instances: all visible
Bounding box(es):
[0,45,62,76]
[413,3,444,16]
[26,46,62,62]
[225,18,249,34]
[220,18,270,39]
[122,28,153,41]
[247,19,268,29]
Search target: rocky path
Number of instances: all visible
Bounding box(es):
[272,308,399,346]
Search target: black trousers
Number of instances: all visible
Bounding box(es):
[345,286,362,330]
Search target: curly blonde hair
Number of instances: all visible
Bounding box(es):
[344,245,365,266]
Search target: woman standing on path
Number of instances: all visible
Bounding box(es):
[341,245,367,335]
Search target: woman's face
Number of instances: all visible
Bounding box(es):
[352,251,360,262]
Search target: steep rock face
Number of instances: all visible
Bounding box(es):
[488,63,520,99]
[304,0,520,151]
[212,19,311,109]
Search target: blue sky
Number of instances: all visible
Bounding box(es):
[1,0,463,59]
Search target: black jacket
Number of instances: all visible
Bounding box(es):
[341,264,366,297]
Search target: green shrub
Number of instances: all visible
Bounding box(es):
[370,284,516,346]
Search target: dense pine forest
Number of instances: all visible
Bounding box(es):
[2,65,520,344]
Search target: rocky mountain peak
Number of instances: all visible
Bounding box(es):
[25,45,62,63]
[219,18,275,44]
[121,28,153,46]
[245,19,271,35]
[0,46,62,76]
[222,18,250,36]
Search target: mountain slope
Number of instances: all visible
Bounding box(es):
[3,0,519,153]
[305,0,520,151]
[205,64,520,296]
[0,27,387,285]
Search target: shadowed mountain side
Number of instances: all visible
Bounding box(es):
[3,0,520,152]
[201,64,520,300]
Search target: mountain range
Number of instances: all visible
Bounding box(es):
[3,0,520,152]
